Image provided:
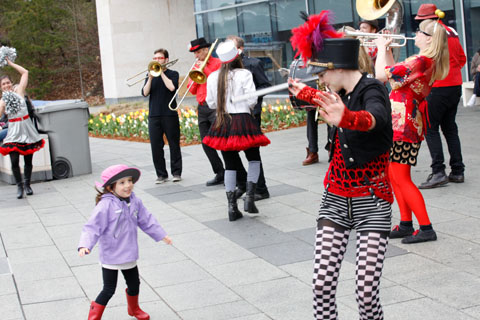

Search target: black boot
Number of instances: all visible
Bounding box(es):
[12,166,24,199]
[226,191,243,221]
[16,182,24,199]
[24,179,33,196]
[244,182,259,214]
[24,165,33,195]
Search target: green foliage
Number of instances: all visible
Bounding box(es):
[0,0,100,99]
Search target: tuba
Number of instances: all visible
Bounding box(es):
[355,0,407,47]
[356,0,403,34]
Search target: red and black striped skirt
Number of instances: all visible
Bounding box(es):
[203,113,270,151]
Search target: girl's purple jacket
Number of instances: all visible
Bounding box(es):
[78,192,167,265]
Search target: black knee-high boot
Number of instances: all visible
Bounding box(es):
[24,165,33,196]
[226,191,243,222]
[244,181,259,213]
[12,167,24,199]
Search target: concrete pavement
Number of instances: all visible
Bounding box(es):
[1,104,480,319]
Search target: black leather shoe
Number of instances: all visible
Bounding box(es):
[389,225,414,239]
[418,172,448,189]
[254,190,270,201]
[401,229,437,244]
[448,173,464,183]
[206,173,224,186]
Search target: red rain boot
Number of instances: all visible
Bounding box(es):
[126,289,150,320]
[88,301,105,320]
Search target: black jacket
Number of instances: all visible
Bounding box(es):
[241,54,271,115]
[327,74,392,168]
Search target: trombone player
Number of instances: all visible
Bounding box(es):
[142,48,182,184]
[188,37,225,186]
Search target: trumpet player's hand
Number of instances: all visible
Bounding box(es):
[373,36,393,51]
[287,78,306,96]
[313,91,345,127]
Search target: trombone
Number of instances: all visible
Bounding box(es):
[126,59,179,87]
[168,39,219,111]
[343,30,415,47]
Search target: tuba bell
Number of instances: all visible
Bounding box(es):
[356,0,403,34]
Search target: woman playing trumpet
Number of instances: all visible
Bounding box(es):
[374,17,449,243]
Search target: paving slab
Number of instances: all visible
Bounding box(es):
[155,278,241,311]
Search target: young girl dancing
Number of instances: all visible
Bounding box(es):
[78,164,172,319]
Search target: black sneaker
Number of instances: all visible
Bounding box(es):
[389,225,414,239]
[401,229,437,244]
[448,173,464,183]
[418,172,448,189]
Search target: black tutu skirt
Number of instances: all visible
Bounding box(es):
[0,139,45,156]
[203,113,270,151]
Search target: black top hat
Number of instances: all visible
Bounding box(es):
[307,38,360,75]
[189,37,211,52]
[359,19,379,31]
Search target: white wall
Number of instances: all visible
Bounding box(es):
[96,0,197,104]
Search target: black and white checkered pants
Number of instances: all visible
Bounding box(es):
[313,219,389,319]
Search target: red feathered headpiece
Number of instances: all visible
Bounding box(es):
[290,11,343,64]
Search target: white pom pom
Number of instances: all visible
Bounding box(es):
[0,46,17,68]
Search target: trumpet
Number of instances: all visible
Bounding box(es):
[126,59,179,87]
[343,30,415,47]
[168,39,219,111]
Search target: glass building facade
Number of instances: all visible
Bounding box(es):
[194,0,480,85]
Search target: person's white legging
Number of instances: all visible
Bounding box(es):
[313,220,389,320]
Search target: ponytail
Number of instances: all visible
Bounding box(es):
[215,56,244,129]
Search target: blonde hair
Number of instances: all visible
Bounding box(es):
[418,19,450,84]
[341,26,374,75]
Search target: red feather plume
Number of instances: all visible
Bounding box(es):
[290,10,343,64]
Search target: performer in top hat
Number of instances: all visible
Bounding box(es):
[288,11,393,320]
[374,14,450,243]
[188,37,225,186]
[414,4,467,189]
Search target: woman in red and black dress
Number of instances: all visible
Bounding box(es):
[375,18,450,243]
[0,58,44,199]
[204,41,270,221]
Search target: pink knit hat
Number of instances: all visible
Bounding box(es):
[95,164,141,189]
